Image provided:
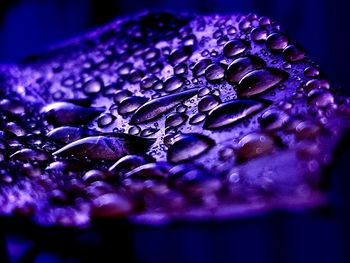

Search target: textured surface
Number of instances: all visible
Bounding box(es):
[0,12,349,227]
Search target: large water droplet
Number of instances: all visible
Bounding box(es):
[47,126,99,144]
[251,27,268,42]
[53,134,155,160]
[225,55,266,84]
[97,113,116,128]
[169,48,191,65]
[204,99,270,129]
[167,133,215,163]
[129,69,145,84]
[304,67,320,79]
[308,89,334,107]
[10,148,50,162]
[223,40,247,57]
[83,78,103,95]
[189,113,206,125]
[0,99,25,114]
[91,193,133,219]
[113,90,132,104]
[266,33,289,51]
[259,109,289,130]
[205,63,226,83]
[282,44,305,62]
[118,96,148,115]
[237,132,276,163]
[168,164,215,188]
[165,112,188,127]
[164,76,185,93]
[41,102,105,126]
[198,95,221,113]
[192,59,212,77]
[130,89,197,124]
[125,162,172,180]
[237,68,289,97]
[109,154,153,175]
[140,75,161,90]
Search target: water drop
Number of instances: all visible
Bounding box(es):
[198,95,221,113]
[204,99,270,129]
[140,75,161,90]
[167,133,215,163]
[259,109,289,130]
[109,154,153,175]
[113,90,132,104]
[125,162,172,182]
[0,99,25,114]
[117,63,133,76]
[237,133,276,163]
[140,127,159,137]
[83,78,103,95]
[165,112,188,127]
[266,33,289,51]
[205,63,226,83]
[47,126,99,144]
[130,89,197,124]
[225,55,266,84]
[53,134,155,160]
[10,148,50,162]
[129,69,145,84]
[91,193,133,219]
[190,113,206,125]
[282,44,305,62]
[237,68,289,97]
[308,89,334,107]
[168,164,215,188]
[169,48,191,65]
[251,28,268,42]
[164,76,185,93]
[192,59,212,77]
[97,113,116,128]
[304,67,320,79]
[223,40,247,57]
[118,96,148,115]
[41,102,104,126]
[128,126,141,135]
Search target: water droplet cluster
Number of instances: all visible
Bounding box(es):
[0,12,348,226]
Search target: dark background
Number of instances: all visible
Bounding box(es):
[0,0,349,91]
[1,1,350,263]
